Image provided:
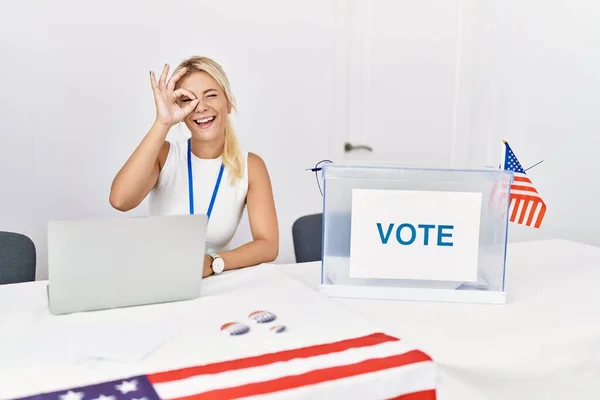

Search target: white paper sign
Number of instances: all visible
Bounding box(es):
[349,189,482,282]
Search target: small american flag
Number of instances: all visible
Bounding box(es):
[12,333,436,400]
[502,140,547,228]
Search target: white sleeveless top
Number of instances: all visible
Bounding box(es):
[148,139,249,253]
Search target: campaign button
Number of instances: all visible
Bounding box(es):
[220,322,250,336]
[270,325,286,333]
[248,310,277,323]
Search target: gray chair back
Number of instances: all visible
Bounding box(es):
[0,231,36,284]
[292,213,323,263]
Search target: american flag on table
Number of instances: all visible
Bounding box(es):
[12,332,436,400]
[501,140,547,228]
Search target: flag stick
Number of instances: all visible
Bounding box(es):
[499,140,506,170]
[525,160,544,171]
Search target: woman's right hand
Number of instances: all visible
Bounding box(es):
[150,64,200,127]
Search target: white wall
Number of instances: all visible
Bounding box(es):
[0,0,335,279]
[477,0,600,245]
[1,0,599,280]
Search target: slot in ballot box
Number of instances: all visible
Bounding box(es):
[319,163,513,304]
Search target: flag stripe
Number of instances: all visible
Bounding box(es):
[148,333,398,384]
[241,361,437,400]
[510,194,543,202]
[153,341,419,398]
[224,359,436,400]
[512,184,537,193]
[534,202,546,228]
[525,201,538,226]
[511,186,542,196]
[510,198,521,221]
[518,200,531,224]
[511,176,541,196]
[511,191,540,198]
[509,197,546,228]
[168,351,432,400]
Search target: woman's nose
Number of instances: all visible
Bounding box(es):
[195,98,208,111]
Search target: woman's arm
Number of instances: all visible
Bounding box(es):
[110,65,199,212]
[109,124,170,211]
[202,152,279,276]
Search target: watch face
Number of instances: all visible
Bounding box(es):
[212,257,225,273]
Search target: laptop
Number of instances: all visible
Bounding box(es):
[46,214,207,315]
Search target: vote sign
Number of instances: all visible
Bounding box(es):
[349,188,482,282]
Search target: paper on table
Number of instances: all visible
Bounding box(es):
[69,317,182,363]
[0,303,183,367]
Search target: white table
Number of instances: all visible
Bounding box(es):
[2,239,599,400]
[0,265,435,400]
[281,239,600,400]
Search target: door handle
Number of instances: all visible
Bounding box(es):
[344,142,373,152]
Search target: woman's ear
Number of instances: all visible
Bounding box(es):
[227,103,232,114]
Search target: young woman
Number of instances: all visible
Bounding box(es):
[109,56,279,277]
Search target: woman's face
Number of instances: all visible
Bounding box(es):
[176,71,230,142]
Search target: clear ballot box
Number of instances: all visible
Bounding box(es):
[319,163,513,304]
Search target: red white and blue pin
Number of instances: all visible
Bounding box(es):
[220,322,250,336]
[270,325,286,333]
[248,310,277,324]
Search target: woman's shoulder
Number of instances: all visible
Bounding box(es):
[247,152,265,167]
[246,152,271,183]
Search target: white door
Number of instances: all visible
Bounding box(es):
[330,0,483,168]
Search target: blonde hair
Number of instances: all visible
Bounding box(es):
[174,56,243,183]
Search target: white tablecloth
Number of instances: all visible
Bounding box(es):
[2,238,598,400]
[281,239,600,400]
[0,265,435,400]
